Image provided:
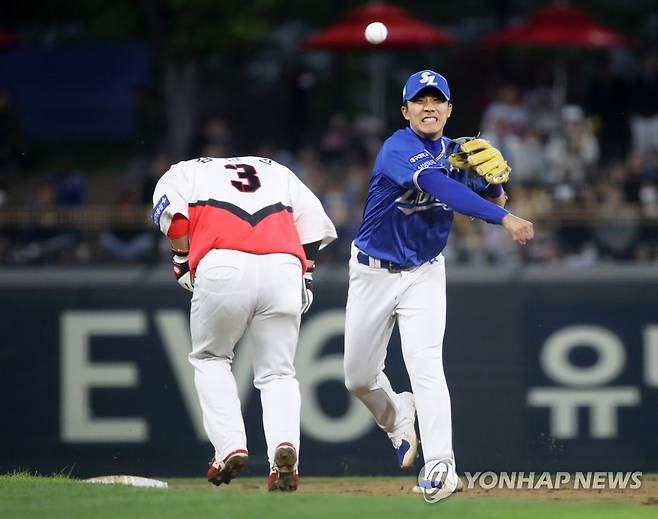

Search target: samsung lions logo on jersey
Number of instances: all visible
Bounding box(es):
[396,190,450,215]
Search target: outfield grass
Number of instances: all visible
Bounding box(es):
[0,474,655,519]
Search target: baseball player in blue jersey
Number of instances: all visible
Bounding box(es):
[343,70,534,500]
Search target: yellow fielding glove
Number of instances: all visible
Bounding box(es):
[448,137,511,185]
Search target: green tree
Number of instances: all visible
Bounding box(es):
[5,0,282,157]
[138,0,281,157]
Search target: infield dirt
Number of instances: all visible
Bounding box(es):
[172,476,658,505]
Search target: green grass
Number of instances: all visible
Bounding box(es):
[0,474,654,519]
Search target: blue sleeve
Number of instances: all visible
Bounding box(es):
[379,140,437,189]
[416,168,508,224]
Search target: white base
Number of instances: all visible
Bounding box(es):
[84,475,168,489]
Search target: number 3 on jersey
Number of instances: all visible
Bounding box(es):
[226,163,261,192]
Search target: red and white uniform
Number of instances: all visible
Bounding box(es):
[152,156,336,472]
[153,156,335,273]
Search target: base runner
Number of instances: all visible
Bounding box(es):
[152,155,336,491]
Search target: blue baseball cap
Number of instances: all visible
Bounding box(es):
[402,70,450,102]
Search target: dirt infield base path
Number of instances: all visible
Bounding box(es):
[173,476,658,505]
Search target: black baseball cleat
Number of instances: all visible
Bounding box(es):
[207,449,249,486]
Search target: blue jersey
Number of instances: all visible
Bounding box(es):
[354,128,491,267]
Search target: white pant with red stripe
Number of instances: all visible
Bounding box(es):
[189,249,302,470]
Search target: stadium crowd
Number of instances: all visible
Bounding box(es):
[2,53,658,268]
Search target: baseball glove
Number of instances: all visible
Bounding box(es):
[448,137,511,185]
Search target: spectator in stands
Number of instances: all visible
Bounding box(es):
[194,116,232,157]
[622,151,646,204]
[319,113,352,162]
[506,127,547,186]
[11,181,81,264]
[0,180,7,209]
[47,161,86,207]
[482,120,545,187]
[480,84,528,137]
[630,53,658,154]
[0,89,22,174]
[592,183,640,261]
[98,186,157,263]
[522,222,561,264]
[523,80,560,136]
[588,59,631,161]
[292,146,326,194]
[140,153,171,205]
[546,105,599,186]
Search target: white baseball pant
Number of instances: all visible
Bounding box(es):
[344,244,455,467]
[189,249,302,469]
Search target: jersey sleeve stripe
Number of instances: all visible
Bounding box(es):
[412,170,425,193]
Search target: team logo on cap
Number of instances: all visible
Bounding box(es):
[419,71,438,87]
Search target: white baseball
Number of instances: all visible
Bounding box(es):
[365,22,388,45]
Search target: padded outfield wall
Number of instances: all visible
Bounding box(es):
[0,266,656,478]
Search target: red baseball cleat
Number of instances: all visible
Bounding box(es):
[207,449,248,486]
[267,443,299,492]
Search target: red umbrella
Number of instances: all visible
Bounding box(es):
[306,4,453,50]
[484,5,632,106]
[0,29,16,48]
[484,4,632,48]
[306,4,453,122]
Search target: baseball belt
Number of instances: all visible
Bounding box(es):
[356,252,414,273]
